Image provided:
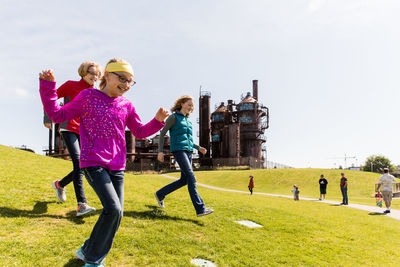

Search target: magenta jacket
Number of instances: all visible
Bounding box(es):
[40,79,164,170]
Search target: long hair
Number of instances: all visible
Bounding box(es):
[171,95,194,115]
[99,58,128,90]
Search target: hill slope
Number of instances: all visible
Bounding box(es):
[1,145,399,266]
[168,168,400,208]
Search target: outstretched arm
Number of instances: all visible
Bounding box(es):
[126,106,168,139]
[39,69,83,123]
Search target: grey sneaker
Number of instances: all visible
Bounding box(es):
[76,202,96,217]
[154,192,164,208]
[197,208,214,217]
[52,180,66,202]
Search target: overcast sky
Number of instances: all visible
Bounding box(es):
[1,0,399,168]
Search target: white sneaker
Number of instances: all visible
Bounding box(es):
[154,192,164,208]
[197,208,214,217]
[76,202,96,216]
[52,180,66,202]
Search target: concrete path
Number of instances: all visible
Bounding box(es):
[159,174,400,221]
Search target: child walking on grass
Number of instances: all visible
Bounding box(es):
[291,185,299,201]
[44,61,101,216]
[39,58,168,267]
[155,95,213,217]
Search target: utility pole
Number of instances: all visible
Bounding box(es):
[344,154,356,169]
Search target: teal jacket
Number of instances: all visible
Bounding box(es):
[170,112,194,152]
[158,111,200,153]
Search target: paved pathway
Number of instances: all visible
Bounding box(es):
[159,174,400,221]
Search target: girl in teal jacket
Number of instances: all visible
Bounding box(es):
[155,95,213,217]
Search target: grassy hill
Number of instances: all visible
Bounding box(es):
[167,168,400,208]
[1,145,400,266]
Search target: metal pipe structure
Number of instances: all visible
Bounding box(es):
[205,80,269,169]
[199,90,211,164]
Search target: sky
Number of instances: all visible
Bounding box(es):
[1,0,400,169]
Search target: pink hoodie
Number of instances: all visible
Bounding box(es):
[40,79,164,170]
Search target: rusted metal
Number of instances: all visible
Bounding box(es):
[205,80,269,168]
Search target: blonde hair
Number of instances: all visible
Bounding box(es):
[171,95,194,114]
[99,58,129,90]
[77,61,101,78]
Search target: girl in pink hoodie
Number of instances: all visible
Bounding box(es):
[40,58,168,266]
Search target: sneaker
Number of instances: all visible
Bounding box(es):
[154,192,164,208]
[197,208,214,217]
[77,203,96,217]
[75,245,86,262]
[52,180,66,202]
[82,263,105,267]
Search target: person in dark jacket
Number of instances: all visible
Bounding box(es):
[319,174,328,200]
[155,95,213,217]
[340,172,348,205]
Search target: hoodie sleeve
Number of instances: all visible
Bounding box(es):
[39,79,84,123]
[126,104,165,139]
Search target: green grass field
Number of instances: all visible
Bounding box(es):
[168,167,400,209]
[1,145,400,266]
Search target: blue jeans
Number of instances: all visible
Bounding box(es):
[156,150,206,214]
[341,187,348,204]
[59,131,86,204]
[81,166,124,265]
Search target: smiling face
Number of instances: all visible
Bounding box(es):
[82,66,101,86]
[180,99,194,115]
[103,71,135,97]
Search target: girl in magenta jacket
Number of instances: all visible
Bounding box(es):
[40,58,168,266]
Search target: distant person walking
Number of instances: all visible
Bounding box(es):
[340,172,348,205]
[291,185,299,201]
[376,168,397,213]
[248,175,255,195]
[45,61,101,216]
[319,174,328,200]
[155,95,213,217]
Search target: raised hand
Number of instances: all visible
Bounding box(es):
[155,107,169,122]
[39,69,55,82]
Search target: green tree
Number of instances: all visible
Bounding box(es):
[362,155,396,173]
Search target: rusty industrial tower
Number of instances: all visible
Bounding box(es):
[199,80,269,169]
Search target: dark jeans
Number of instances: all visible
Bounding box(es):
[81,166,124,265]
[249,187,253,195]
[59,131,86,204]
[341,187,348,204]
[156,150,206,214]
